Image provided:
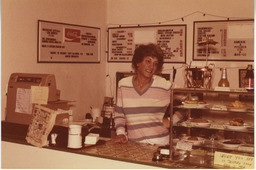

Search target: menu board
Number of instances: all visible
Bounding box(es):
[108,25,186,63]
[38,20,100,63]
[193,19,254,61]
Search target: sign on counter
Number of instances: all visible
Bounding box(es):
[214,151,254,169]
[108,25,186,63]
[38,20,100,63]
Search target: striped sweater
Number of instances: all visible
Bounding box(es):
[114,75,172,146]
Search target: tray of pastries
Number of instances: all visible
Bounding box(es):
[182,100,209,108]
[182,136,205,146]
[218,139,242,149]
[224,118,251,131]
[227,100,248,112]
[185,118,211,128]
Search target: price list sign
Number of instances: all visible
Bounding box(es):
[193,19,254,61]
[38,20,100,63]
[108,25,186,63]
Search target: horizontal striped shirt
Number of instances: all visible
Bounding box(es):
[114,75,172,146]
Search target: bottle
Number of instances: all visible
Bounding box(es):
[218,68,230,87]
[245,64,254,91]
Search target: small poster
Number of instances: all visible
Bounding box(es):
[15,88,32,114]
[193,19,254,61]
[26,105,57,148]
[108,25,186,63]
[38,20,100,63]
[31,86,49,105]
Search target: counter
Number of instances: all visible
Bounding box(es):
[2,121,201,169]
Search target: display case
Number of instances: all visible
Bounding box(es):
[169,88,254,168]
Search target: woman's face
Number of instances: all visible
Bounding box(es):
[136,56,159,79]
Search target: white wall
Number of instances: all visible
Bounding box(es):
[1,0,254,119]
[105,0,254,102]
[1,0,107,121]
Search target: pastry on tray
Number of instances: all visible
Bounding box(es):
[229,118,244,126]
[229,100,247,108]
[187,136,199,141]
[184,100,206,104]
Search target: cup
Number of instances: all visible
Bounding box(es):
[91,108,101,122]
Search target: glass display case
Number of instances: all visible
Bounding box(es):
[169,88,254,168]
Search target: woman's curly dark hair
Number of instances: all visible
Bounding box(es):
[132,43,164,73]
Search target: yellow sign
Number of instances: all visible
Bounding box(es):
[214,151,254,169]
[31,86,49,105]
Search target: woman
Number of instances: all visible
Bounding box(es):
[114,43,185,146]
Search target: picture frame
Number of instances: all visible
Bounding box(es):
[193,19,254,62]
[37,20,101,63]
[239,69,254,88]
[108,25,186,63]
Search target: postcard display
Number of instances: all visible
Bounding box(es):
[26,105,57,148]
[38,20,100,63]
[108,25,186,63]
[193,20,254,61]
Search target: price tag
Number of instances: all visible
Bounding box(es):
[214,151,254,169]
[184,122,197,127]
[210,123,225,130]
[176,141,193,151]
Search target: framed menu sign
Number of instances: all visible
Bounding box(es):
[108,25,186,63]
[38,20,100,63]
[193,19,254,62]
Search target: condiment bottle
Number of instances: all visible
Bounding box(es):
[218,68,230,87]
[245,64,254,91]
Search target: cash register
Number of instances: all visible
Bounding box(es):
[5,73,70,125]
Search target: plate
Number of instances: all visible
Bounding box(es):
[183,136,205,146]
[186,119,211,128]
[218,139,241,149]
[227,106,247,112]
[182,102,209,108]
[224,123,250,131]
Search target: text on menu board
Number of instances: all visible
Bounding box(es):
[108,25,186,63]
[193,20,254,61]
[38,20,100,62]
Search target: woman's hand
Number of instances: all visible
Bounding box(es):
[162,117,170,128]
[114,134,128,143]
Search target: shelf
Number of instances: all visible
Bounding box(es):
[174,124,254,134]
[169,87,254,166]
[174,105,254,114]
[173,88,254,95]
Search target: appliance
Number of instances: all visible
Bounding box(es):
[6,73,69,125]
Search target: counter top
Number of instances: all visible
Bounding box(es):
[1,121,203,169]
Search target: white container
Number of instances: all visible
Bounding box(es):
[69,125,82,135]
[68,134,82,149]
[91,108,101,122]
[84,133,99,145]
[68,124,82,149]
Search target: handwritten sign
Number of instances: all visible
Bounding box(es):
[210,123,225,130]
[31,86,49,105]
[176,141,193,151]
[38,20,100,63]
[214,151,254,169]
[193,20,254,61]
[108,25,186,63]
